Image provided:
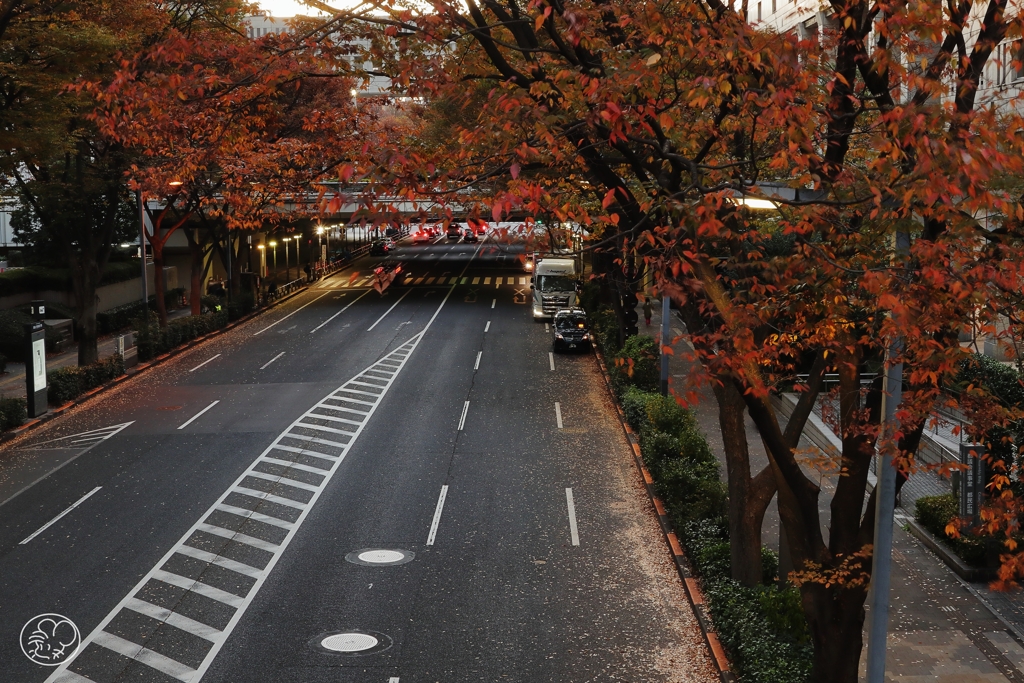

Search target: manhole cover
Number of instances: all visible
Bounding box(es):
[345,548,415,567]
[321,633,378,652]
[311,629,392,656]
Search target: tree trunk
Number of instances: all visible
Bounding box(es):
[189,231,203,315]
[804,581,868,683]
[152,241,168,326]
[72,254,102,366]
[713,380,777,586]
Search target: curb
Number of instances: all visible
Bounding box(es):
[0,283,314,444]
[591,346,735,683]
[906,518,995,582]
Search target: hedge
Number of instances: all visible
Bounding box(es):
[914,494,987,567]
[0,396,26,431]
[96,288,186,335]
[627,385,811,683]
[134,310,229,361]
[47,354,125,406]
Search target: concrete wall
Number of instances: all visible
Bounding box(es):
[0,264,178,313]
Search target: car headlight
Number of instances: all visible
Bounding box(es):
[581,333,589,340]
[555,333,564,339]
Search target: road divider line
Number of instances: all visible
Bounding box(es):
[44,244,489,683]
[426,485,449,546]
[367,289,412,331]
[177,401,220,430]
[189,354,222,373]
[474,351,482,370]
[566,488,580,546]
[545,323,550,332]
[20,486,102,545]
[311,289,371,332]
[485,321,491,332]
[549,352,555,371]
[261,352,285,370]
[555,402,563,429]
[491,298,496,309]
[458,401,470,430]
[253,292,331,336]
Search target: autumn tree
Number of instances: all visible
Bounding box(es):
[321,0,1024,679]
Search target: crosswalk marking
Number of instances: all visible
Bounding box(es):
[484,277,491,284]
[307,274,529,290]
[449,277,458,284]
[47,334,430,683]
[472,277,480,284]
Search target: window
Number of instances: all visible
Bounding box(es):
[757,2,762,21]
[1009,40,1024,82]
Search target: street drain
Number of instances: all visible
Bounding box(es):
[322,633,377,652]
[345,548,415,567]
[311,629,392,656]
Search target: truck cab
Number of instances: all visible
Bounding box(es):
[531,258,577,319]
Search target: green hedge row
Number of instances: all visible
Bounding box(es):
[0,397,26,431]
[626,387,812,683]
[914,494,987,566]
[134,310,228,361]
[47,354,125,406]
[97,288,186,335]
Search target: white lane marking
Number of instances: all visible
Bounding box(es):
[545,323,550,332]
[45,234,491,683]
[91,631,195,681]
[484,277,491,284]
[124,598,222,641]
[20,486,102,544]
[474,351,482,370]
[472,277,480,284]
[311,289,372,333]
[177,401,220,430]
[426,485,449,546]
[390,678,400,683]
[188,354,222,373]
[491,298,496,309]
[549,352,555,371]
[260,352,285,370]
[484,321,491,332]
[458,401,470,430]
[253,291,331,335]
[2,423,133,508]
[566,488,580,546]
[555,402,563,429]
[367,289,412,331]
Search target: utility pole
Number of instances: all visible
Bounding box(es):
[865,229,909,683]
[136,190,148,307]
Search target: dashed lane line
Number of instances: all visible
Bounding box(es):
[253,292,331,336]
[20,486,102,545]
[426,485,449,546]
[46,231,489,683]
[311,289,371,333]
[566,488,580,546]
[177,401,220,430]
[260,352,285,370]
[555,402,563,429]
[189,354,221,373]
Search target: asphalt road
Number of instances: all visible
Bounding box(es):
[0,234,713,683]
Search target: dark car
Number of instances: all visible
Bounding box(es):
[446,226,461,239]
[552,308,591,352]
[462,228,478,242]
[369,239,390,256]
[385,225,400,237]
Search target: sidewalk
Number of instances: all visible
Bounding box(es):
[641,299,1024,683]
[0,306,192,401]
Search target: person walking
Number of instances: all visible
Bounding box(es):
[643,297,653,327]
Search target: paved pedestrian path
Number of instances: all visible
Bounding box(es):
[641,298,1024,682]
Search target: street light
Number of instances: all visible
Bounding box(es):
[282,237,292,282]
[269,240,278,278]
[316,225,328,267]
[256,243,266,278]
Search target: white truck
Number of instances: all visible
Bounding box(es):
[530,257,578,319]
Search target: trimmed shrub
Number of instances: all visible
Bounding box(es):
[97,288,187,335]
[134,310,229,361]
[0,396,26,431]
[657,457,728,528]
[914,494,987,566]
[622,386,657,432]
[0,308,35,361]
[684,519,813,683]
[610,334,659,395]
[46,355,125,406]
[227,292,256,321]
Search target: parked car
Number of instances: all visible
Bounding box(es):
[369,240,390,256]
[552,308,590,352]
[463,228,478,242]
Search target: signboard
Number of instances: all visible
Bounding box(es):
[32,339,45,390]
[959,443,987,528]
[24,322,47,418]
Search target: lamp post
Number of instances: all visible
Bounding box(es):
[283,237,292,282]
[257,244,266,278]
[269,240,278,278]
